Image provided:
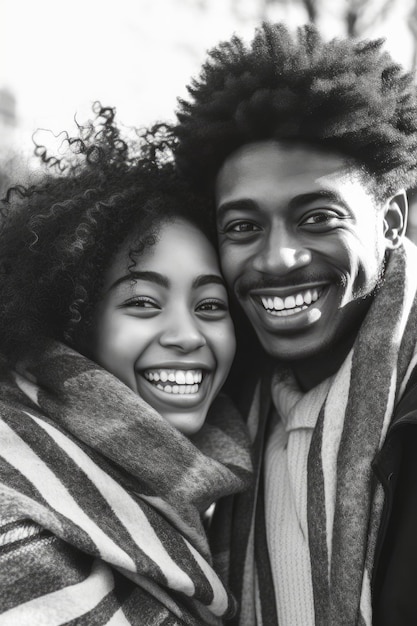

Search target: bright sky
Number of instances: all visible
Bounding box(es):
[0,0,415,160]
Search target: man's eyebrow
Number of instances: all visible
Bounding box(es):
[288,190,349,210]
[216,199,258,221]
[192,274,226,289]
[217,191,349,220]
[108,271,169,291]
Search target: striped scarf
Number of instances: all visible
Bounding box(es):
[0,342,252,625]
[211,239,417,626]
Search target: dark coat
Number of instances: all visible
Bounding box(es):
[372,365,417,625]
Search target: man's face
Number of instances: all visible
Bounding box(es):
[215,140,399,363]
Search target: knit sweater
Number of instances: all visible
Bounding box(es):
[264,372,333,625]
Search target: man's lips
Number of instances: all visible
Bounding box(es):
[248,282,331,322]
[236,273,336,297]
[254,284,326,316]
[248,280,331,297]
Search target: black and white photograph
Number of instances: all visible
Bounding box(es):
[1,1,417,624]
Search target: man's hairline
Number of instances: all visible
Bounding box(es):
[212,139,389,214]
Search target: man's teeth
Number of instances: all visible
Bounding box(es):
[143,369,203,394]
[261,288,321,316]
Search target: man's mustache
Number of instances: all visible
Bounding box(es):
[235,273,345,298]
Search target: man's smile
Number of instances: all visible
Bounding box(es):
[258,286,324,317]
[247,283,333,331]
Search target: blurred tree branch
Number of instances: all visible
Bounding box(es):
[302,0,318,23]
[227,0,397,35]
[189,0,411,65]
[344,0,396,37]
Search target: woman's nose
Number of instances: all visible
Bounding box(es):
[159,313,207,352]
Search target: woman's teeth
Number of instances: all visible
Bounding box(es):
[143,369,203,395]
[261,288,322,316]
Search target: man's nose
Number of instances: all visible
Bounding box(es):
[159,312,207,353]
[252,226,311,274]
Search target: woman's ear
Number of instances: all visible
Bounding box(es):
[383,190,408,250]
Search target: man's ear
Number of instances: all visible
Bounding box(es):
[383,190,408,249]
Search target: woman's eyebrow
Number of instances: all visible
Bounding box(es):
[108,271,169,291]
[192,274,226,289]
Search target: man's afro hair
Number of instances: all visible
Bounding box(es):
[174,22,417,197]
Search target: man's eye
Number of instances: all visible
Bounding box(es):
[230,222,259,232]
[301,210,345,228]
[304,213,331,224]
[221,221,261,237]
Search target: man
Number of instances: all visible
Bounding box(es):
[172,22,417,626]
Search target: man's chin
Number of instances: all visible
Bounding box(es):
[253,329,319,362]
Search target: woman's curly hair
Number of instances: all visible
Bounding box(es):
[174,22,417,197]
[0,104,214,364]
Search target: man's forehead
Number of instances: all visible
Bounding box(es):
[218,140,354,178]
[215,139,375,206]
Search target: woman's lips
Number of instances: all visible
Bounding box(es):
[142,368,204,395]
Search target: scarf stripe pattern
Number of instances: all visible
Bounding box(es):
[212,240,417,626]
[0,344,252,625]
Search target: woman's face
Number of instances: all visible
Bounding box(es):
[91,218,236,435]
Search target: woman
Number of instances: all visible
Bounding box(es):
[0,107,252,625]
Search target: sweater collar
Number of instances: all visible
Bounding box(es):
[271,368,334,432]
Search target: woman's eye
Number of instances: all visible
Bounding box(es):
[122,297,160,310]
[196,299,228,316]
